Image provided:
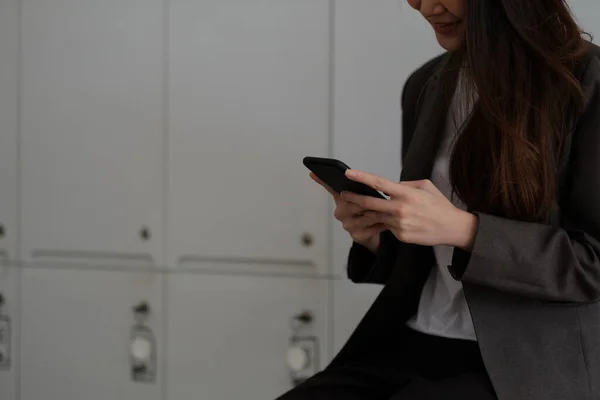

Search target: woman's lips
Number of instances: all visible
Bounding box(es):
[432,21,461,36]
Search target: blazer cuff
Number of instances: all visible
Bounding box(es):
[449,247,472,280]
[347,230,398,284]
[448,212,480,280]
[347,241,377,283]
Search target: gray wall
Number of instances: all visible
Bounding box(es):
[0,1,598,399]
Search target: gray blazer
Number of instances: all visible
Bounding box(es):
[334,42,600,400]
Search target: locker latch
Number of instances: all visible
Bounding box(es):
[287,310,319,387]
[130,301,156,383]
[0,293,11,370]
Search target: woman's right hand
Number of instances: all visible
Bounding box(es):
[310,172,386,253]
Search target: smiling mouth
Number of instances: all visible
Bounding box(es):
[432,21,462,36]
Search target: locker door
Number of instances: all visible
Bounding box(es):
[167,0,330,273]
[166,271,328,400]
[20,0,164,267]
[0,0,18,261]
[0,2,20,396]
[20,268,163,400]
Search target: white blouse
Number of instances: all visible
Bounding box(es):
[405,68,478,341]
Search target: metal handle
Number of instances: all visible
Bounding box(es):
[139,226,151,241]
[291,310,314,333]
[133,301,150,315]
[301,233,314,247]
[293,310,314,324]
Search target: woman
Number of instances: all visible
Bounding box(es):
[277,0,600,399]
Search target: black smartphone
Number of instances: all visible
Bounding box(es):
[303,156,386,199]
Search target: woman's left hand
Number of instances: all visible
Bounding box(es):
[341,169,478,250]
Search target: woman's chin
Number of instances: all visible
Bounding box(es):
[435,33,464,52]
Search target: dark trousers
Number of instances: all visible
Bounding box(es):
[276,327,497,400]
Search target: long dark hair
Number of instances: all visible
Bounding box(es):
[449,0,588,222]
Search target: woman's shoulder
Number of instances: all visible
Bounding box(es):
[401,53,448,108]
[585,40,600,57]
[410,53,448,79]
[578,41,600,105]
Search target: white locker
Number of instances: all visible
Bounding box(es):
[0,0,19,261]
[20,268,163,400]
[0,2,20,395]
[166,272,328,400]
[167,0,330,273]
[20,0,164,266]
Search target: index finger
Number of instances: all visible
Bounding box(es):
[345,169,407,198]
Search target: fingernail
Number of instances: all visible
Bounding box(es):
[340,191,349,198]
[346,170,356,178]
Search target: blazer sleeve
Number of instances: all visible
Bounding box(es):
[346,69,424,284]
[449,58,600,303]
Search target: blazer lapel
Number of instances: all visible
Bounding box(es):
[386,55,458,302]
[401,54,455,182]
